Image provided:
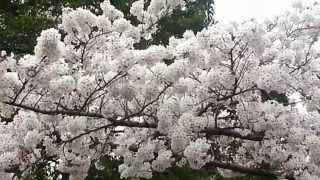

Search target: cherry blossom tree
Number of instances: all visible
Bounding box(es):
[1,0,320,179]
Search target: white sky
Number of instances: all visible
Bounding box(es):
[215,0,318,23]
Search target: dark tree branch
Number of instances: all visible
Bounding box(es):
[202,127,265,141]
[3,101,104,118]
[205,161,277,178]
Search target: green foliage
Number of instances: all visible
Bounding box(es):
[0,0,213,54]
[214,175,276,180]
[85,157,123,180]
[0,0,104,55]
[85,156,219,180]
[151,166,217,180]
[0,0,55,54]
[260,90,289,106]
[151,0,214,46]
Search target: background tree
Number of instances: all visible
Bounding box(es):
[0,0,214,54]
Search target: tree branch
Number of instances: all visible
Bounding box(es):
[2,101,157,129]
[202,127,265,141]
[205,161,277,178]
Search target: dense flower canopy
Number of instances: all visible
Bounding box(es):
[1,0,320,179]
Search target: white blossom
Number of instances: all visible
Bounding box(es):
[151,149,173,172]
[34,28,64,61]
[184,138,211,169]
[1,1,320,179]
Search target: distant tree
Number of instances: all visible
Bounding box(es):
[0,0,56,55]
[0,0,214,54]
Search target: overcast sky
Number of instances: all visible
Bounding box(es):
[215,0,318,23]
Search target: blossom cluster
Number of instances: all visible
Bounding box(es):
[1,0,320,179]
